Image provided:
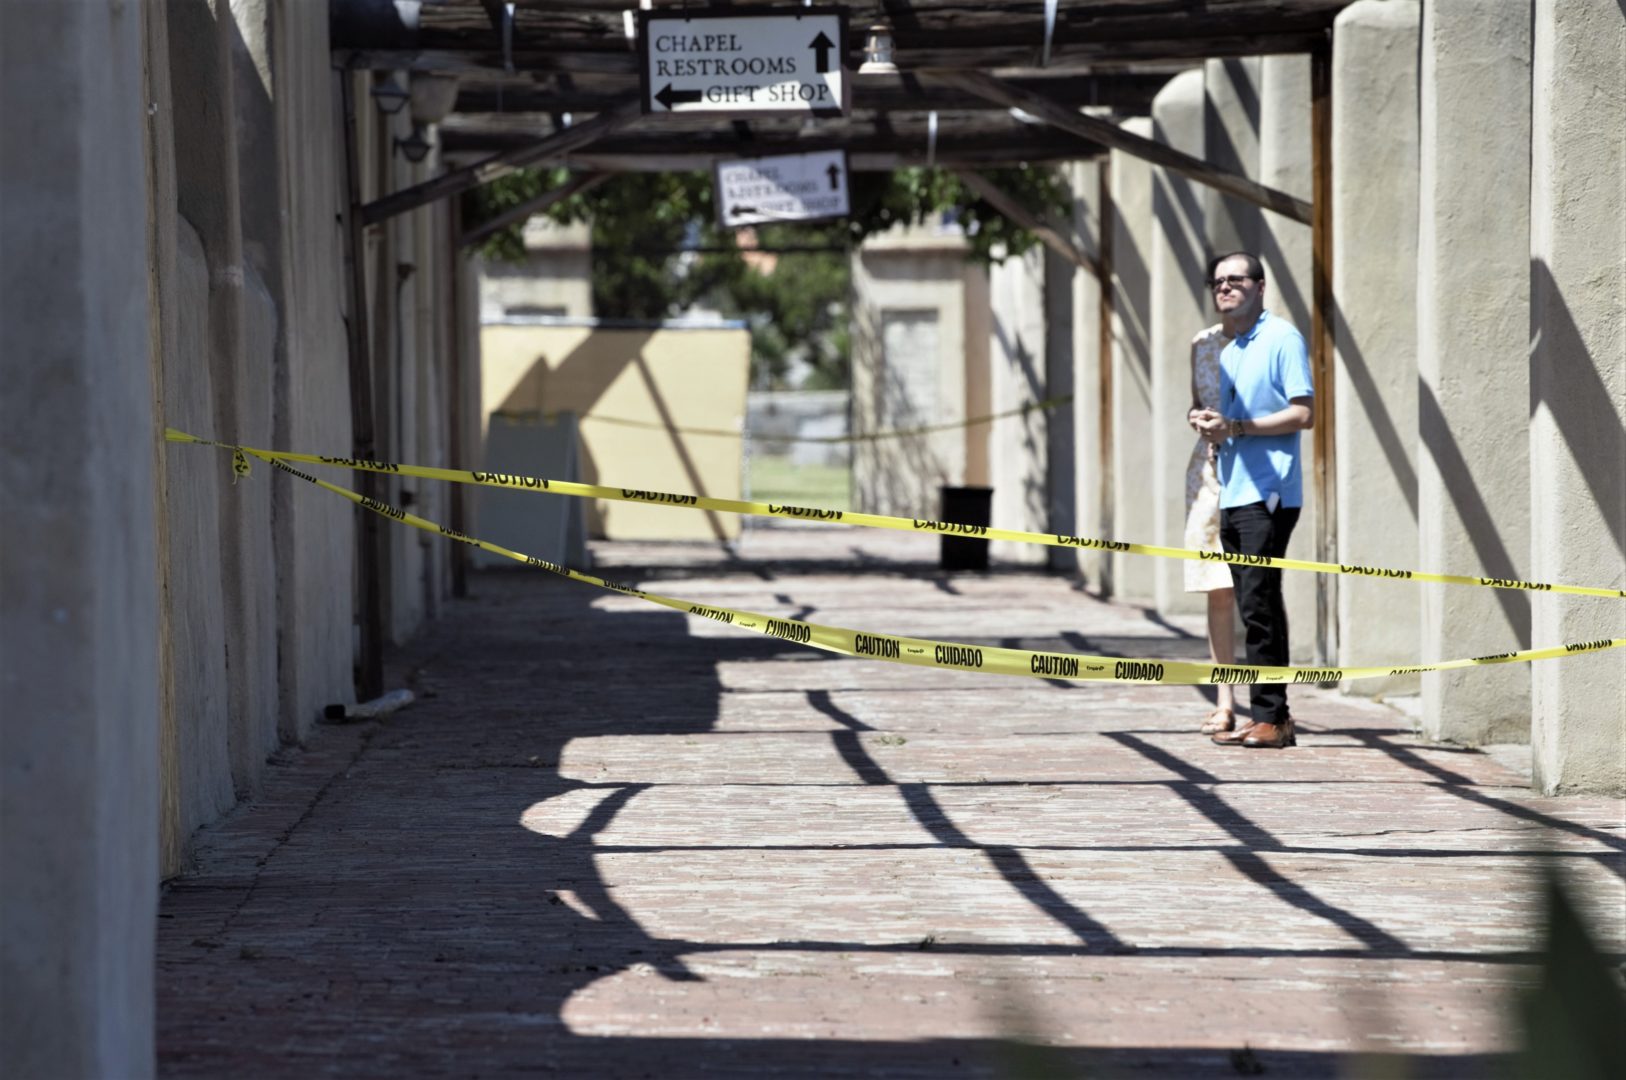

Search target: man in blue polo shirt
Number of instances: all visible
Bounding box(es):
[1191,252,1314,749]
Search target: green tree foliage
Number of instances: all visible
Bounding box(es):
[462,164,1071,387]
[709,231,852,390]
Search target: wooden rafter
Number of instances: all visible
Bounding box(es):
[458,171,611,248]
[361,97,641,225]
[340,36,1330,77]
[452,71,1177,116]
[1310,42,1337,663]
[952,169,1100,279]
[438,117,1104,171]
[337,2,1350,208]
[331,0,1351,76]
[937,70,1314,225]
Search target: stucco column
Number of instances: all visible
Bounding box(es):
[226,0,288,747]
[0,0,159,1074]
[1203,57,1263,257]
[1108,118,1157,602]
[1417,0,1533,743]
[268,0,357,740]
[988,245,1049,565]
[1332,0,1421,693]
[1259,55,1320,663]
[1068,160,1107,586]
[147,2,238,866]
[169,0,280,791]
[1149,71,1209,615]
[1528,0,1626,795]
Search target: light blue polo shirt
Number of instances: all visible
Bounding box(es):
[1217,310,1314,509]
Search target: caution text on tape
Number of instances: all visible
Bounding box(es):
[166,428,1626,601]
[169,432,1625,685]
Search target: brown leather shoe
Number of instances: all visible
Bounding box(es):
[1211,721,1262,746]
[1241,720,1296,748]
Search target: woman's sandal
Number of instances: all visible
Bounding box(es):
[1200,706,1236,734]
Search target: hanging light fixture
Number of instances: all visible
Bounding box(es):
[394,125,433,164]
[857,24,897,75]
[408,73,460,126]
[370,76,410,115]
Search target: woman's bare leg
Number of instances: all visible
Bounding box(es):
[1207,588,1237,714]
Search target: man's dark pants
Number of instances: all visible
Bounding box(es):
[1220,501,1301,725]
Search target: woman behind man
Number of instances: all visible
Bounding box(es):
[1184,259,1237,732]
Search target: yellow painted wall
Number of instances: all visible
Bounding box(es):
[481,323,750,540]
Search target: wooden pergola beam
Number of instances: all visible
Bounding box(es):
[952,169,1100,279]
[936,70,1314,226]
[452,72,1177,116]
[515,149,1099,173]
[360,97,640,226]
[438,110,1107,172]
[458,171,610,248]
[477,0,505,38]
[339,38,1330,77]
[338,72,385,700]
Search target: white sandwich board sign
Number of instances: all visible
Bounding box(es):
[638,9,848,118]
[715,150,851,228]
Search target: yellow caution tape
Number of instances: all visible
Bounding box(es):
[553,393,1073,443]
[167,429,1626,601]
[172,433,1625,686]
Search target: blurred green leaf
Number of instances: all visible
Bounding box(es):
[462,165,1074,386]
[1510,870,1626,1079]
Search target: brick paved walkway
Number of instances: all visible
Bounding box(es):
[157,524,1624,1077]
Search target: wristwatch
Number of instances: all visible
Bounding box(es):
[1228,417,1245,438]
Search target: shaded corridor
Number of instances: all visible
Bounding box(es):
[156,526,1625,1077]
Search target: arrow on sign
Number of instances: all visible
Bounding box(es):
[826,163,841,190]
[809,31,834,74]
[654,83,703,110]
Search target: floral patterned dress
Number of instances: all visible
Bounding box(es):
[1184,324,1234,592]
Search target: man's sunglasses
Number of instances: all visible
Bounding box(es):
[1209,274,1257,292]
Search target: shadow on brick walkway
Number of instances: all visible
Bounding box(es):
[157,526,1625,1078]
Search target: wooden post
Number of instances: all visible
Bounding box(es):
[340,69,385,701]
[1096,157,1115,596]
[1310,42,1337,665]
[447,195,468,599]
[951,168,1102,279]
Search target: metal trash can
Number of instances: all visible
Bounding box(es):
[938,485,993,571]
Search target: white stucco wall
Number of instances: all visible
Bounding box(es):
[146,14,460,862]
[1417,0,1534,744]
[1,0,160,1072]
[851,227,974,519]
[987,245,1051,565]
[1068,160,1108,586]
[1258,54,1320,665]
[1332,0,1422,692]
[1149,71,1210,616]
[272,0,357,743]
[1528,0,1626,794]
[1108,118,1158,602]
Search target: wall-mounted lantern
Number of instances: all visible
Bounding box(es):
[370,76,410,116]
[394,125,432,163]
